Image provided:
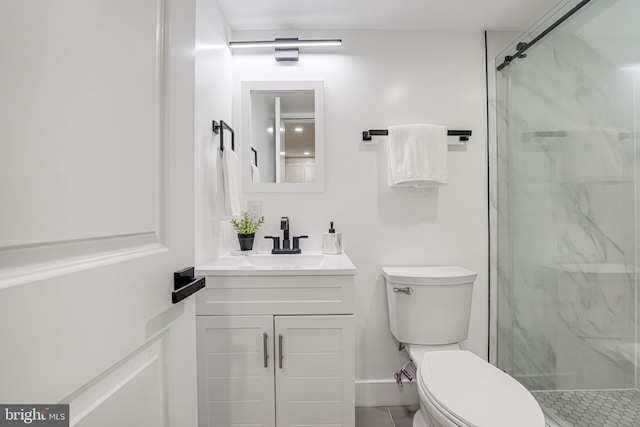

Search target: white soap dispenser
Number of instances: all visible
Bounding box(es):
[322,221,342,255]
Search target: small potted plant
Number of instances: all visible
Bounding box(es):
[230,211,265,251]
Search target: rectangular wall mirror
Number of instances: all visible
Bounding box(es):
[241,81,324,192]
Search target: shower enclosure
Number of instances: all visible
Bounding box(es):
[495,0,640,425]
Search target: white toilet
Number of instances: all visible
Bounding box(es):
[383,266,545,427]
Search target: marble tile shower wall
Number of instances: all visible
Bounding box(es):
[495,33,637,391]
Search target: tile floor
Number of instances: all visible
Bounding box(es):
[356,404,553,427]
[355,406,419,427]
[532,389,640,427]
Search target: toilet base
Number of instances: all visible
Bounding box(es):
[413,406,458,427]
[408,346,465,427]
[413,410,429,427]
[413,408,428,427]
[416,365,466,427]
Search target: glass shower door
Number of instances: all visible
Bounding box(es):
[495,0,640,425]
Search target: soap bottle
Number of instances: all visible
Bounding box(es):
[322,221,343,254]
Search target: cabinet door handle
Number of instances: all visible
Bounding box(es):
[263,333,269,368]
[278,334,284,369]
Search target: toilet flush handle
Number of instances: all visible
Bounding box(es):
[393,286,413,295]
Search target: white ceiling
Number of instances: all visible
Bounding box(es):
[218,0,564,32]
[575,0,640,67]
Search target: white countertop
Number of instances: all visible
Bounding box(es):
[196,251,357,276]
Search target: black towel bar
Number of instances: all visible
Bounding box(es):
[362,129,472,142]
[213,120,235,151]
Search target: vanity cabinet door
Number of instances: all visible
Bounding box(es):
[196,316,275,427]
[274,315,355,427]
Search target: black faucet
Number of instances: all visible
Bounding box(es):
[264,217,308,254]
[281,217,290,250]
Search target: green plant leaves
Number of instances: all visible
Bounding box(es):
[230,211,265,234]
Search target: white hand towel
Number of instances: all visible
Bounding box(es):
[559,128,623,182]
[222,147,241,217]
[212,150,229,220]
[250,164,261,183]
[387,124,448,187]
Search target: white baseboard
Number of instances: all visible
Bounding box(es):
[355,379,419,407]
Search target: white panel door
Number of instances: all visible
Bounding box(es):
[275,316,355,427]
[0,0,198,426]
[196,316,275,427]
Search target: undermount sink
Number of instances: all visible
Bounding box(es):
[196,251,357,276]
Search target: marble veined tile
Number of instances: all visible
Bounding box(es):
[492,26,639,392]
[556,183,634,266]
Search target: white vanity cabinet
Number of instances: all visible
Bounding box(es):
[195,254,356,427]
[196,314,354,427]
[273,315,354,427]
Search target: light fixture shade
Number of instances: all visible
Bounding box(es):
[229,38,342,49]
[275,47,299,62]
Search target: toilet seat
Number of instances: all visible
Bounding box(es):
[418,350,545,427]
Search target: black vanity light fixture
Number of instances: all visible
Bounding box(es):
[228,38,342,62]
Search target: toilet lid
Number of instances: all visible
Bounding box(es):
[418,351,545,427]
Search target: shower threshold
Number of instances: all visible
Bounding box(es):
[532,389,640,427]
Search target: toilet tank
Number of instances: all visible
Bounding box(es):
[383,266,477,345]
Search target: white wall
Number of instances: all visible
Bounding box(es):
[194,0,232,264]
[228,30,488,405]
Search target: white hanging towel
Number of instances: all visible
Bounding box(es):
[387,124,448,187]
[250,164,261,183]
[212,150,229,220]
[222,147,241,217]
